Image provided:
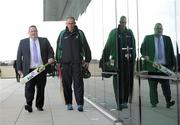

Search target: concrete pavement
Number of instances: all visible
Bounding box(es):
[0,77,114,125]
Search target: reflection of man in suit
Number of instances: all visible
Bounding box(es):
[16,25,54,112]
[140,23,175,108]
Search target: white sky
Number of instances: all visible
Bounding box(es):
[0,0,65,61]
[0,0,179,61]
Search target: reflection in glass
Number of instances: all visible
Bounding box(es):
[80,0,179,124]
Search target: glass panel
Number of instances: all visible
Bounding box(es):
[79,0,116,108]
[175,0,180,123]
[137,0,178,124]
[79,0,101,102]
[79,0,179,125]
[94,0,116,109]
[111,0,139,124]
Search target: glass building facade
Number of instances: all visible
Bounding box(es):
[76,0,180,125]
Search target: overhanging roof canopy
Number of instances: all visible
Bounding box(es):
[43,0,91,21]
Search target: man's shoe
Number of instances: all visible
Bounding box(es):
[151,104,157,108]
[77,105,83,112]
[67,104,73,110]
[117,103,128,110]
[25,105,33,113]
[37,107,44,111]
[167,100,175,108]
[122,103,128,108]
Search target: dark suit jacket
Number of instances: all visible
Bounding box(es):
[16,37,54,76]
[140,34,175,72]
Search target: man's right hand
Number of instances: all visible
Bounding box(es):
[48,58,55,64]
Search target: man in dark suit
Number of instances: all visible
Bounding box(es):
[16,25,54,112]
[141,23,175,108]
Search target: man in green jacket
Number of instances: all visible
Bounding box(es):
[101,16,136,110]
[140,23,175,108]
[55,17,91,112]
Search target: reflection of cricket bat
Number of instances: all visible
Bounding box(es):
[152,62,176,77]
[142,57,176,77]
[20,63,49,84]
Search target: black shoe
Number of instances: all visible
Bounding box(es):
[117,103,128,111]
[151,104,157,108]
[167,100,175,108]
[37,107,44,111]
[117,104,123,111]
[77,105,83,112]
[117,107,123,111]
[122,103,128,109]
[25,105,33,113]
[67,104,73,110]
[151,102,158,108]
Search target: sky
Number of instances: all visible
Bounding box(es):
[0,0,65,61]
[0,0,179,61]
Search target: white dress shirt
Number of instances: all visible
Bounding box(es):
[29,38,43,68]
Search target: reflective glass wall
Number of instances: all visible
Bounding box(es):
[77,0,180,125]
[136,0,178,125]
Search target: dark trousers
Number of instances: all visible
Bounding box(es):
[25,70,46,108]
[113,62,134,106]
[148,78,171,105]
[62,63,84,105]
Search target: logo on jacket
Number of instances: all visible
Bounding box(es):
[76,35,79,39]
[64,36,69,39]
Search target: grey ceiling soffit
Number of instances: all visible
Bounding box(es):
[43,0,92,21]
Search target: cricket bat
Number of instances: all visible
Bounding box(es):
[20,63,49,84]
[142,57,176,77]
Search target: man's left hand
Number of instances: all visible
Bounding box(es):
[83,62,89,69]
